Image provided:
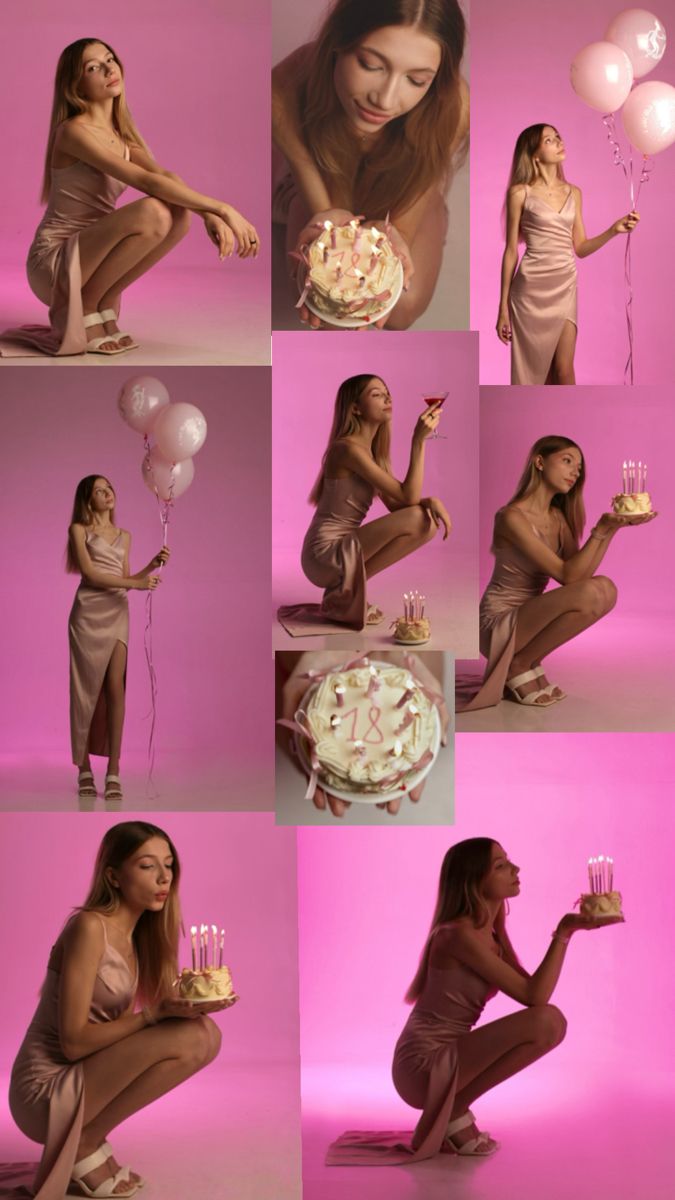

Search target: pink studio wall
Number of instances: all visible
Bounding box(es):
[297,733,675,1091]
[272,329,479,576]
[479,387,671,616]
[472,0,675,384]
[0,367,270,763]
[0,811,299,1083]
[1,0,269,274]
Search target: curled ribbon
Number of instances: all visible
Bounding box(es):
[142,435,175,790]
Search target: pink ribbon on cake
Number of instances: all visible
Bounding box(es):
[276,711,321,800]
[402,653,445,711]
[378,749,434,791]
[299,652,371,683]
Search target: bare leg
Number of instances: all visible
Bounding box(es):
[356,504,439,578]
[385,191,448,331]
[548,321,577,385]
[104,642,127,777]
[508,576,617,700]
[73,1018,221,1195]
[98,207,192,342]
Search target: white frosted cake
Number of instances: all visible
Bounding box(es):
[300,219,402,323]
[579,891,623,919]
[391,616,431,644]
[299,661,437,795]
[612,492,652,515]
[178,967,234,1002]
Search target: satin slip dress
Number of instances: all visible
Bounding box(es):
[509,185,577,385]
[0,142,130,357]
[68,530,129,766]
[457,507,564,712]
[326,926,497,1165]
[277,473,374,635]
[9,913,138,1200]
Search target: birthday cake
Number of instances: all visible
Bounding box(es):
[178,966,234,1002]
[578,891,624,919]
[298,661,438,796]
[392,616,431,644]
[300,218,402,324]
[611,492,652,515]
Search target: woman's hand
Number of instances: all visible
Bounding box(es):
[292,208,357,329]
[421,496,452,540]
[221,205,260,258]
[612,210,640,236]
[204,214,235,260]
[414,400,444,442]
[153,994,239,1021]
[496,307,512,344]
[136,575,162,591]
[150,546,171,569]
[557,912,625,937]
[595,510,658,536]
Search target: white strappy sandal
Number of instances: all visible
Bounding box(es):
[532,665,567,701]
[100,1141,146,1190]
[99,308,139,351]
[83,312,126,355]
[444,1110,500,1157]
[77,770,97,799]
[68,1145,139,1198]
[505,668,557,707]
[104,774,124,801]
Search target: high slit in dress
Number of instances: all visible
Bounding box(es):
[0,144,130,357]
[327,927,497,1165]
[69,530,128,765]
[457,508,563,712]
[8,913,137,1200]
[277,474,373,635]
[509,185,577,385]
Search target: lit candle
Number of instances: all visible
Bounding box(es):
[643,462,647,488]
[598,855,605,893]
[366,666,381,699]
[587,858,593,892]
[396,678,416,708]
[191,925,197,971]
[330,714,342,729]
[353,739,367,759]
[390,739,403,758]
[334,684,345,708]
[324,219,336,249]
[608,857,614,891]
[357,270,366,288]
[219,929,224,969]
[317,240,328,264]
[212,924,218,969]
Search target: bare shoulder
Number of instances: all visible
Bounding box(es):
[430,920,473,960]
[569,182,582,199]
[119,528,131,542]
[69,521,86,538]
[508,183,527,201]
[63,909,105,949]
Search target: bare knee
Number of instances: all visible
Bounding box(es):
[529,1004,567,1050]
[579,576,617,618]
[403,504,437,543]
[175,1017,220,1070]
[137,198,173,239]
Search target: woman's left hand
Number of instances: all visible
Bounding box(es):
[612,210,640,235]
[221,205,260,258]
[422,497,452,541]
[368,220,414,329]
[204,214,235,260]
[151,546,171,569]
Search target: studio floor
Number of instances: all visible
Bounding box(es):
[456,613,675,733]
[0,1062,301,1200]
[0,265,270,367]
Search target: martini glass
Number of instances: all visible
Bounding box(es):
[421,391,448,440]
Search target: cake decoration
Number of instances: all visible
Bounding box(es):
[294,217,403,326]
[576,856,624,919]
[612,459,653,515]
[178,923,236,1003]
[391,590,431,644]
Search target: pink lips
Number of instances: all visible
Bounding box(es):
[355,101,392,125]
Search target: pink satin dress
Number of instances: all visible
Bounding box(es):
[0,143,130,357]
[327,927,497,1165]
[9,913,137,1200]
[457,508,563,712]
[509,185,577,385]
[69,530,129,766]
[277,474,373,635]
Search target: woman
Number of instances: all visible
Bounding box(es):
[497,124,639,384]
[460,435,656,712]
[68,475,168,802]
[328,837,622,1164]
[277,374,452,635]
[273,0,469,330]
[0,38,259,358]
[9,821,235,1199]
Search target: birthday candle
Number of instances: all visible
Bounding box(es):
[330,713,342,729]
[644,462,647,488]
[366,666,380,699]
[622,461,627,492]
[390,739,403,758]
[212,925,218,969]
[324,219,336,249]
[396,679,416,708]
[317,240,328,264]
[219,929,224,969]
[587,858,593,892]
[191,925,197,971]
[353,739,367,759]
[334,684,345,708]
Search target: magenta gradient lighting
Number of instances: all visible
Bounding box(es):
[297,733,675,1199]
[0,811,302,1198]
[0,367,271,802]
[472,0,675,384]
[272,331,479,655]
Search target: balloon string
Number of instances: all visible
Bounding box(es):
[142,433,176,792]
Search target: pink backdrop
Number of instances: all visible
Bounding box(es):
[0,368,271,795]
[479,386,670,615]
[472,0,675,385]
[297,732,675,1188]
[1,0,269,275]
[272,331,479,651]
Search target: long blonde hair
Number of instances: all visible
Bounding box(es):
[505,435,586,546]
[41,38,149,203]
[504,124,567,234]
[65,474,117,573]
[406,838,511,1004]
[299,0,466,219]
[78,821,181,1005]
[308,374,392,505]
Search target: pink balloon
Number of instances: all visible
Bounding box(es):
[153,403,207,461]
[621,79,675,154]
[142,446,195,501]
[605,9,666,80]
[570,41,634,112]
[118,376,170,435]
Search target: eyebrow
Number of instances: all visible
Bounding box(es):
[359,45,437,74]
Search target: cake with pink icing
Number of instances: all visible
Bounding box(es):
[178,966,234,1002]
[299,218,402,324]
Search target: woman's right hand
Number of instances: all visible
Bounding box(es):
[422,496,452,540]
[136,575,162,591]
[153,995,239,1021]
[414,401,443,442]
[596,511,658,535]
[557,912,624,936]
[496,308,512,344]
